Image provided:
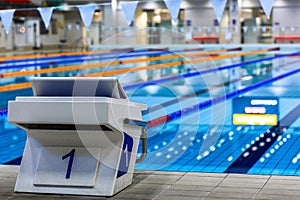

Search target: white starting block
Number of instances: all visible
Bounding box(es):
[8,77,147,196]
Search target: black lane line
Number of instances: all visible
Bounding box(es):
[224,104,300,174]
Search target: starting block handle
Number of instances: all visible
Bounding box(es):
[136,128,147,163]
[124,118,147,163]
[123,118,148,127]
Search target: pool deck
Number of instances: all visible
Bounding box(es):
[1,165,300,200]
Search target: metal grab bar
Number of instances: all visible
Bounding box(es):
[123,118,148,163]
[123,118,148,127]
[136,127,147,163]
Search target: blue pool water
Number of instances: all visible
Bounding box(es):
[0,48,300,176]
[132,56,300,175]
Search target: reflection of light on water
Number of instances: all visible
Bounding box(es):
[241,75,253,81]
[279,141,283,146]
[144,86,160,94]
[210,146,216,152]
[203,151,209,157]
[277,135,282,141]
[292,158,297,164]
[292,154,300,164]
[243,152,249,157]
[259,142,265,147]
[168,147,174,152]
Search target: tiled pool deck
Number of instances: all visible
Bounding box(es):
[1,165,300,200]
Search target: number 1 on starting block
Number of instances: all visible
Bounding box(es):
[34,147,101,187]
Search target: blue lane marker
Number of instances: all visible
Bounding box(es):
[225,104,300,174]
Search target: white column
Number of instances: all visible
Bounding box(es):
[111,0,118,28]
[101,0,119,44]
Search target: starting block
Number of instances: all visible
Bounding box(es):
[8,77,147,196]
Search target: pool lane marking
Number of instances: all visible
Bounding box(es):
[0,47,203,62]
[0,47,146,61]
[84,48,276,77]
[0,48,290,92]
[0,47,207,70]
[0,48,281,116]
[0,49,221,71]
[0,47,241,78]
[0,47,236,69]
[147,64,300,128]
[0,48,244,92]
[124,50,300,91]
[224,104,300,174]
[0,54,298,118]
[0,48,282,92]
[141,58,297,115]
[0,49,111,61]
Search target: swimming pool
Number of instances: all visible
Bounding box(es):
[1,45,300,176]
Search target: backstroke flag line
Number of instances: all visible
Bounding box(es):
[120,1,139,26]
[77,4,97,30]
[259,0,274,18]
[38,7,54,29]
[0,9,15,34]
[164,0,182,23]
[210,0,227,23]
[0,1,274,33]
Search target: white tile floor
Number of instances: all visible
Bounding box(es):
[1,165,300,200]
